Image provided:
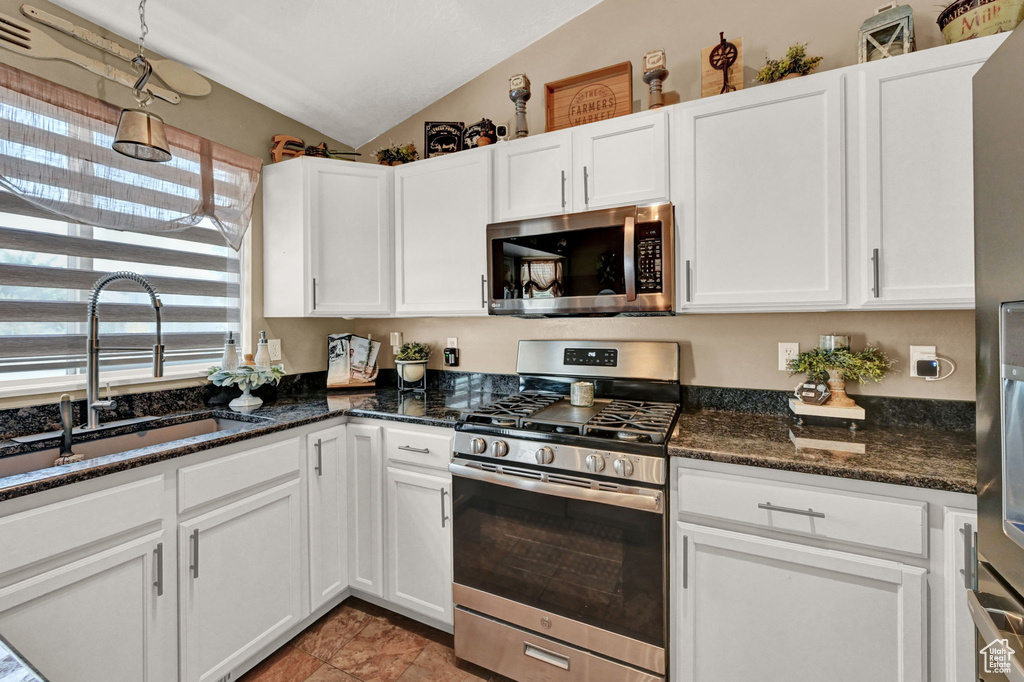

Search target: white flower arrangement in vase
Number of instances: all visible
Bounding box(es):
[207,363,285,411]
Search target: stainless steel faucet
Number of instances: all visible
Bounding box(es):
[86,271,164,429]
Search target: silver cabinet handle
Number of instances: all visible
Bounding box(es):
[524,642,570,670]
[560,170,566,209]
[398,445,430,454]
[685,260,692,303]
[312,277,318,310]
[189,529,200,579]
[962,522,975,590]
[758,502,825,518]
[314,438,323,476]
[440,488,449,528]
[153,542,164,596]
[681,534,689,589]
[481,274,486,309]
[583,166,590,207]
[623,215,636,302]
[871,248,880,298]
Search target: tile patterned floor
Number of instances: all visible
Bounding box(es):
[239,598,513,682]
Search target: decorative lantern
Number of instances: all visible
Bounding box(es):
[859,3,915,63]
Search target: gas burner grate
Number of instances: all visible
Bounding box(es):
[583,400,678,444]
[460,392,563,428]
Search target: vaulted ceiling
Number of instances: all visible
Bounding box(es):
[52,0,602,147]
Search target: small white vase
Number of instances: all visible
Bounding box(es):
[395,360,427,383]
[229,385,263,411]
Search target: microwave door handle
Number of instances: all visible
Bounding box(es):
[624,214,637,302]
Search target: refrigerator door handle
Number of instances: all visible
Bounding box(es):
[968,590,1024,682]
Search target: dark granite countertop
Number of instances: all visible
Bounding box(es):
[0,389,500,502]
[669,410,976,494]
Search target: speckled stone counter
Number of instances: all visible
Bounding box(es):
[0,389,501,502]
[669,409,976,494]
[0,634,45,681]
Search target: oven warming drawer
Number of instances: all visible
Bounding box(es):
[455,608,664,682]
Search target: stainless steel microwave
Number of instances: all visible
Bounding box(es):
[486,203,674,316]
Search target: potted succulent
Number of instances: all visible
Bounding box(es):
[208,363,286,411]
[374,141,419,166]
[756,43,824,84]
[395,342,431,383]
[787,346,894,407]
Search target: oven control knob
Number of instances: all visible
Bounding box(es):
[491,440,509,458]
[613,458,634,477]
[586,453,606,473]
[535,447,554,465]
[470,438,487,454]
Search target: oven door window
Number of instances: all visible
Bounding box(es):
[452,475,664,647]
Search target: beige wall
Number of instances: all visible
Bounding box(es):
[357,0,948,155]
[355,310,976,401]
[0,0,354,407]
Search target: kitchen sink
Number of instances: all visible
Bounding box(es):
[0,415,265,479]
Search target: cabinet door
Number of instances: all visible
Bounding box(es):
[0,532,173,682]
[179,481,303,682]
[677,74,846,311]
[309,160,392,316]
[675,522,925,682]
[347,423,384,597]
[855,42,996,308]
[943,508,978,682]
[493,132,573,220]
[307,426,348,612]
[385,467,452,624]
[576,111,669,211]
[394,149,492,316]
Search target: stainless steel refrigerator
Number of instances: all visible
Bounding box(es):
[973,26,1024,682]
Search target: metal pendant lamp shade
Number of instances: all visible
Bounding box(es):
[113,107,171,162]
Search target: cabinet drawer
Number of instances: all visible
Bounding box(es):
[384,427,452,470]
[0,476,164,576]
[177,437,301,514]
[677,468,927,556]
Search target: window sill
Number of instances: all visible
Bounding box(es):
[0,366,210,404]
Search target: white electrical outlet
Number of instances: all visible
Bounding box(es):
[778,342,799,371]
[267,338,282,362]
[446,337,458,349]
[910,345,936,378]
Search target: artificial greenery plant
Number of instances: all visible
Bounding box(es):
[374,141,419,166]
[756,43,824,84]
[787,346,894,384]
[396,342,431,362]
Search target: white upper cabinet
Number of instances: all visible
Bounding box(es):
[493,131,573,220]
[494,111,670,220]
[575,110,670,211]
[853,37,1004,308]
[263,157,392,317]
[394,147,492,316]
[675,73,847,311]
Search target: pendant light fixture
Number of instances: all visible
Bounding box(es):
[112,0,171,162]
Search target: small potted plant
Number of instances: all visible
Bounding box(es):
[787,346,894,407]
[756,43,824,84]
[208,362,286,411]
[374,141,419,166]
[395,342,431,383]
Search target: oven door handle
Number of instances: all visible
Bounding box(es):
[449,460,663,514]
[967,589,1024,682]
[624,214,637,302]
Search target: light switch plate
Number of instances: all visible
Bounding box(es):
[778,342,799,371]
[910,345,936,378]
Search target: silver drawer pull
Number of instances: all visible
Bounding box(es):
[398,445,430,454]
[758,502,825,519]
[524,642,570,670]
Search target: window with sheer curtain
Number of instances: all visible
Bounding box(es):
[0,62,258,388]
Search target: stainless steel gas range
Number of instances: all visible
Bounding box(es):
[450,340,679,682]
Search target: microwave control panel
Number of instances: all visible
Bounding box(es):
[636,223,663,293]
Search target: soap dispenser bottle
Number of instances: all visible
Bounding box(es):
[254,330,271,370]
[221,331,239,371]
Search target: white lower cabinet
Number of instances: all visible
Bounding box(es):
[675,522,925,682]
[385,466,452,624]
[178,480,304,682]
[308,425,349,612]
[347,423,384,597]
[943,508,977,682]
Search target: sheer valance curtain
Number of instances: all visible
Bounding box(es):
[0,62,261,250]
